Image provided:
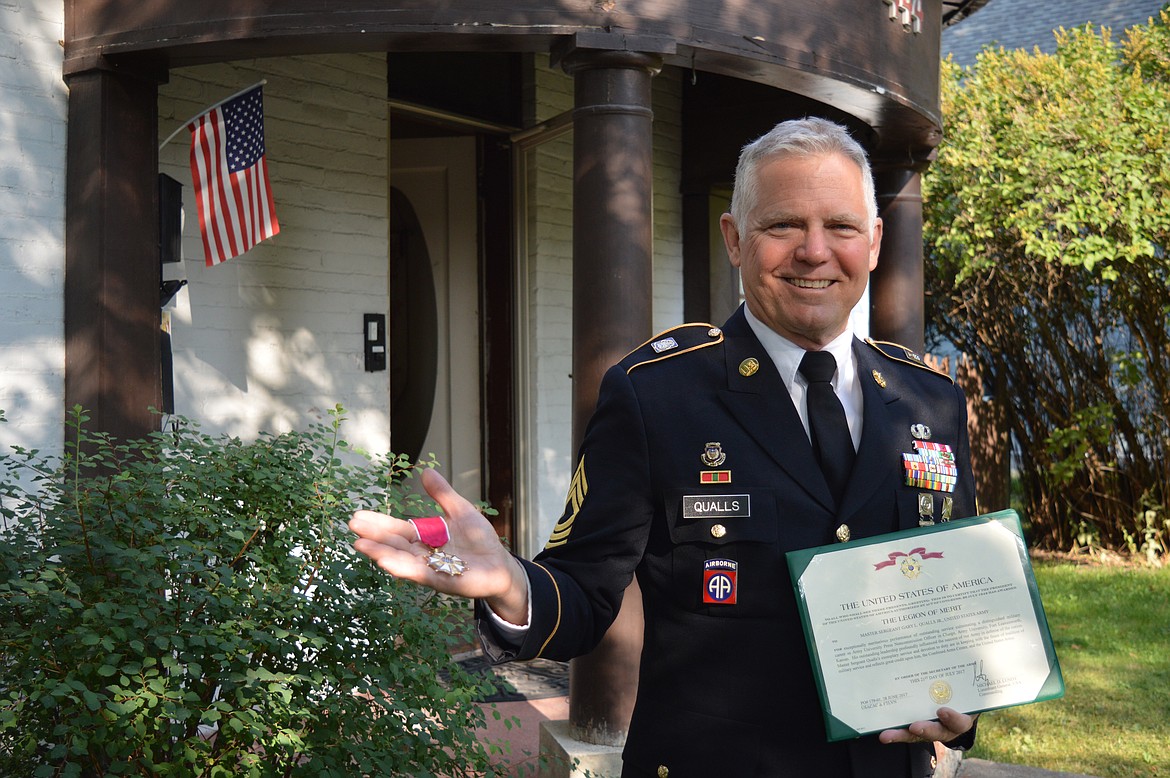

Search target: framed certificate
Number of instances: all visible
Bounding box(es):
[786,510,1065,741]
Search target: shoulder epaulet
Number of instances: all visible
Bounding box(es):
[864,338,954,384]
[622,322,724,374]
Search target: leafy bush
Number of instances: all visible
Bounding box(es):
[924,14,1170,554]
[0,406,511,776]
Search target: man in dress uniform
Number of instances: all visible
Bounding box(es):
[350,117,979,776]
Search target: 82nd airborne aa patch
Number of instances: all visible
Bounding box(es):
[703,558,738,605]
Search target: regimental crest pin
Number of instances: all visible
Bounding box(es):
[872,369,887,388]
[701,441,727,468]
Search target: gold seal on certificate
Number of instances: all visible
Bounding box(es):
[786,510,1065,741]
[929,680,952,704]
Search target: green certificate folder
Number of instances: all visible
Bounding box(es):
[786,510,1065,742]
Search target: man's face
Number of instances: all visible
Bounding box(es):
[720,152,882,350]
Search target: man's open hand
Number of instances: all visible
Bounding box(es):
[350,468,530,623]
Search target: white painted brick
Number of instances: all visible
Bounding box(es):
[0,0,66,458]
[158,53,391,456]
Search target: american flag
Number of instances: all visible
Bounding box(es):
[188,85,279,266]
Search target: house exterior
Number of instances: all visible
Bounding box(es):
[3,0,981,553]
[3,0,987,746]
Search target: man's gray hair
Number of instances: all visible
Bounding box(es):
[728,117,878,235]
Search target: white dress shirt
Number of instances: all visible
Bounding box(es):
[742,306,863,452]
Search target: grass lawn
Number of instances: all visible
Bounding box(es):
[966,559,1170,777]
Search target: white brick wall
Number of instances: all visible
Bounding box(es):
[0,1,67,457]
[158,54,391,455]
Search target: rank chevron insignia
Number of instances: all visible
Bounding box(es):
[545,457,587,549]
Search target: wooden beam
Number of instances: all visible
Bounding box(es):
[64,67,162,442]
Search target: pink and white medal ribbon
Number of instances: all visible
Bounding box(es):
[407,516,468,576]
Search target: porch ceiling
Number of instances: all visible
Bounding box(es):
[64,0,980,156]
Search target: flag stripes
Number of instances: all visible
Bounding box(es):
[188,85,279,266]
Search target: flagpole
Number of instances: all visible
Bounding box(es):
[158,79,268,152]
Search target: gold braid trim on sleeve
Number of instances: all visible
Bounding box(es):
[532,562,562,659]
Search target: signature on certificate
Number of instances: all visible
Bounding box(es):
[970,659,991,688]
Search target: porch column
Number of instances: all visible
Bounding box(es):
[64,66,163,441]
[870,163,926,354]
[561,47,661,746]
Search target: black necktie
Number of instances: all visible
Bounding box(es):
[799,350,856,499]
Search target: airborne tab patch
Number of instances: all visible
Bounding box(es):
[703,558,738,604]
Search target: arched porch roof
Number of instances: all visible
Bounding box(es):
[65,1,955,158]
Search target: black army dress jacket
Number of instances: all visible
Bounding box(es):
[479,306,978,777]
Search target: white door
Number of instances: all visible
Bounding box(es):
[390,136,482,502]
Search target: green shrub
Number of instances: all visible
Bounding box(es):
[924,15,1170,553]
[0,406,510,777]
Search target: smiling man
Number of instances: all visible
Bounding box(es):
[350,118,979,776]
[721,130,881,352]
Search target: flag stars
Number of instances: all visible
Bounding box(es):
[222,90,266,174]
